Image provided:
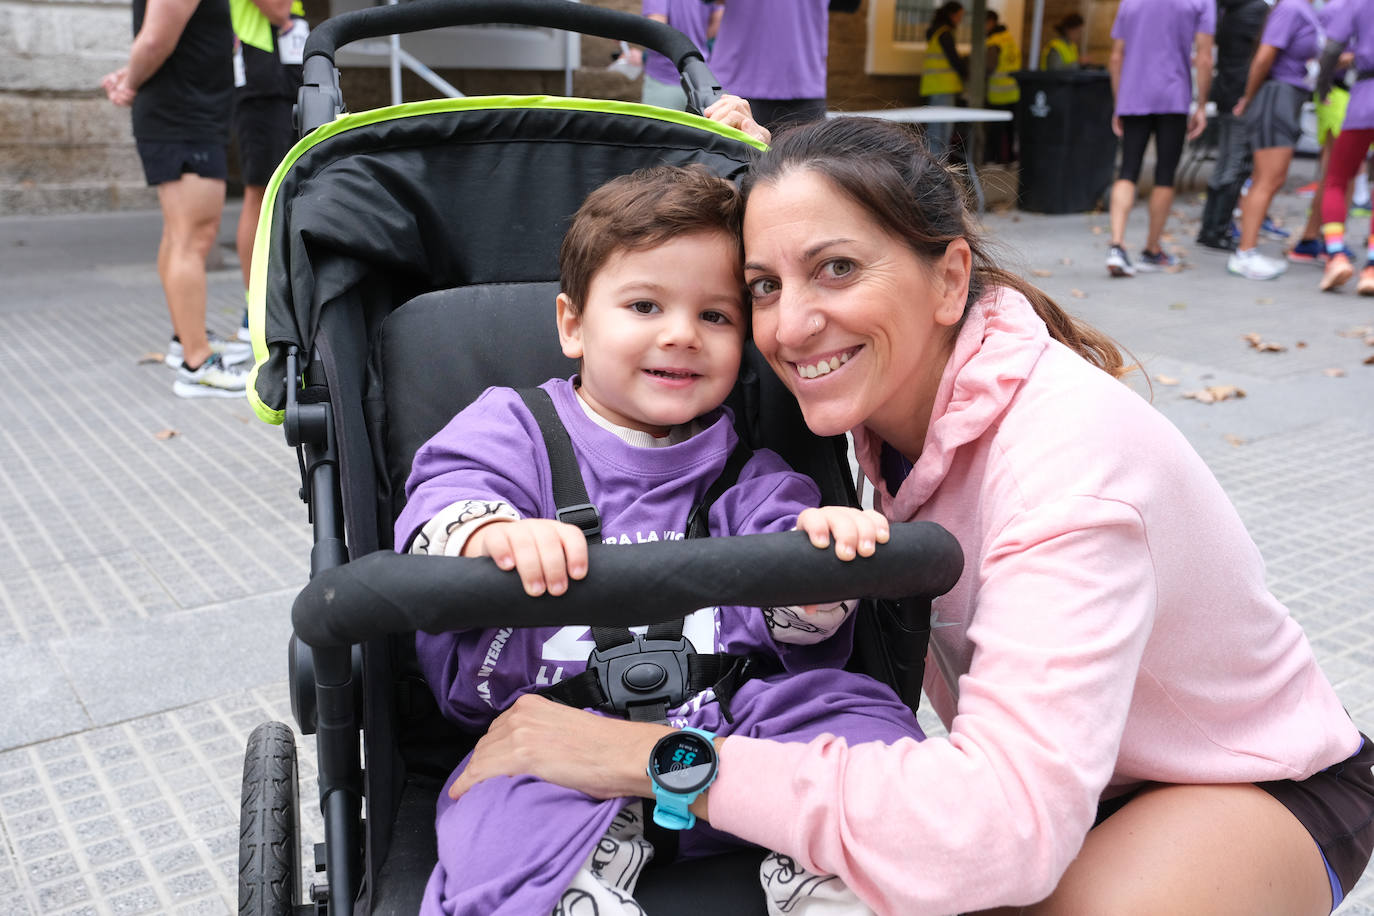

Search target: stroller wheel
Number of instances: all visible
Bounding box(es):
[239,722,302,915]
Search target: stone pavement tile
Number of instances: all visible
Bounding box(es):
[0,685,319,912]
[39,589,296,737]
[0,644,89,750]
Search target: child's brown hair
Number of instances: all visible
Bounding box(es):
[559,164,744,315]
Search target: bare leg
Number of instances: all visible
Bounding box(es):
[1237,146,1293,252]
[236,184,267,291]
[1020,783,1329,916]
[157,173,226,367]
[1143,185,1175,254]
[1109,179,1136,247]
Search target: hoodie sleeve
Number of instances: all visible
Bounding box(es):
[708,495,1158,914]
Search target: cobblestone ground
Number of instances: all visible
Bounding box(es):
[1,182,1371,913]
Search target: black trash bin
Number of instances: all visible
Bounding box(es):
[1014,69,1116,213]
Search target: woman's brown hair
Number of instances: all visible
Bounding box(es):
[740,117,1129,379]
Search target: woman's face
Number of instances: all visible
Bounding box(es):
[743,169,969,457]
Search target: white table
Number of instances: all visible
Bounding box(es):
[829,106,1014,213]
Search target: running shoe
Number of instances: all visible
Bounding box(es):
[1357,266,1374,297]
[165,331,252,369]
[1106,244,1136,277]
[1261,216,1290,241]
[1228,248,1287,280]
[1136,248,1180,271]
[1287,238,1324,264]
[173,351,250,399]
[1320,252,1354,291]
[1352,200,1372,218]
[1295,181,1319,199]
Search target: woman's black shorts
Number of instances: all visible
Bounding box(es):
[1117,113,1188,188]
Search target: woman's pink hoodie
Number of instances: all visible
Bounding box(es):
[709,287,1359,914]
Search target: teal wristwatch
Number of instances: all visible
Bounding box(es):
[647,727,718,830]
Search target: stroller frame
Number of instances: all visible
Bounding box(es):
[237,3,964,914]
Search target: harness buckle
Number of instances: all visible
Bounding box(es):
[588,634,695,720]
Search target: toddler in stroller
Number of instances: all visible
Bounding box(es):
[397,165,926,914]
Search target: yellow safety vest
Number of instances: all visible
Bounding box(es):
[1040,37,1079,70]
[986,30,1020,104]
[921,25,964,96]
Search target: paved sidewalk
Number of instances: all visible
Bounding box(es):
[0,182,1371,913]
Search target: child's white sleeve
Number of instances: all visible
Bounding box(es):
[409,500,520,557]
[764,601,854,645]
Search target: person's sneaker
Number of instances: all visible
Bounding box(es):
[1295,181,1319,199]
[164,331,253,369]
[1260,216,1290,241]
[1105,244,1135,277]
[1359,266,1374,296]
[1227,248,1287,280]
[1287,238,1325,264]
[1320,252,1354,291]
[173,352,249,399]
[1352,200,1373,218]
[237,307,251,343]
[1136,248,1180,271]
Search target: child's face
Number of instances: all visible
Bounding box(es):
[557,230,745,437]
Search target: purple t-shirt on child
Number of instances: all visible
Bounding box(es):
[1327,0,1374,129]
[642,0,714,87]
[400,378,925,915]
[1262,0,1322,90]
[708,0,830,100]
[1111,0,1216,115]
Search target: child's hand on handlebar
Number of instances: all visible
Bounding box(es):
[795,506,890,562]
[463,518,588,597]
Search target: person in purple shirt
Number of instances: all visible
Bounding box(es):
[1314,0,1374,294]
[1227,0,1324,281]
[398,164,925,915]
[707,0,858,132]
[1105,0,1214,278]
[640,0,723,111]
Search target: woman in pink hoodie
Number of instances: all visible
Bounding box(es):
[449,117,1373,915]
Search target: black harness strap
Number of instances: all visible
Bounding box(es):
[516,388,601,540]
[516,387,759,724]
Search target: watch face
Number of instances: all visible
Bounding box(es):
[649,732,717,794]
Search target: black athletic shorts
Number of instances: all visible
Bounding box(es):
[135,140,228,187]
[1117,113,1188,188]
[232,96,295,187]
[1095,733,1374,912]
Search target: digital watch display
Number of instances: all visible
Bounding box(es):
[647,727,718,830]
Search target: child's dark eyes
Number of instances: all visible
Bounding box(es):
[629,300,658,314]
[701,310,732,325]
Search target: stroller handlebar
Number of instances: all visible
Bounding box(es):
[299,0,724,131]
[292,521,964,648]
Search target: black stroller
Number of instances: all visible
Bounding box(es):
[236,2,963,913]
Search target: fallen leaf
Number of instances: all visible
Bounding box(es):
[1365,354,1374,365]
[1169,302,1187,310]
[1031,268,1053,277]
[1242,333,1286,353]
[1070,288,1087,299]
[1091,225,1104,235]
[1183,385,1246,403]
[1296,341,1307,348]
[1224,434,1247,447]
[1323,368,1346,377]
[1154,374,1180,386]
[1255,297,1274,305]
[154,428,179,440]
[138,352,165,365]
[1336,325,1373,338]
